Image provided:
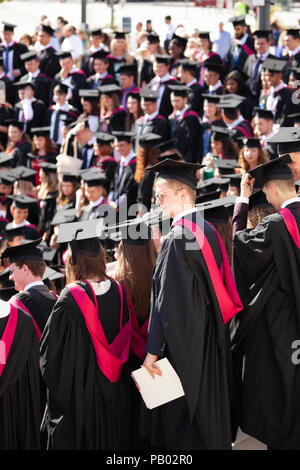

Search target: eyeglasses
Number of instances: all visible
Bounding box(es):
[155,188,183,201]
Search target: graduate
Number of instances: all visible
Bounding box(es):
[268,126,300,181]
[20,50,52,107]
[231,154,300,450]
[135,89,169,143]
[40,220,133,449]
[78,169,111,221]
[0,22,28,83]
[0,294,40,450]
[5,195,40,240]
[177,59,203,116]
[142,159,243,450]
[36,24,60,80]
[148,54,179,119]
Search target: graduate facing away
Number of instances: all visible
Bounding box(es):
[142,159,243,450]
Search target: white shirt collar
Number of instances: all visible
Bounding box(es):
[187,78,197,87]
[237,33,248,45]
[227,114,244,129]
[90,196,104,208]
[144,111,158,121]
[272,81,287,93]
[12,220,30,228]
[24,280,44,292]
[281,197,300,208]
[172,206,198,226]
[158,73,172,83]
[0,299,10,318]
[96,71,108,79]
[3,41,14,47]
[120,151,135,166]
[257,51,269,60]
[291,45,300,56]
[209,80,222,92]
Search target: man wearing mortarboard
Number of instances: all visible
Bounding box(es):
[135,88,169,144]
[13,80,46,140]
[243,30,275,101]
[86,50,118,90]
[19,50,52,107]
[263,57,298,127]
[148,54,179,119]
[231,153,300,450]
[0,54,15,106]
[177,59,203,115]
[226,15,255,72]
[253,107,278,159]
[50,51,86,110]
[0,22,28,83]
[36,24,60,80]
[80,28,108,78]
[284,28,300,68]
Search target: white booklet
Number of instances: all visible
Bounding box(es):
[131,358,185,410]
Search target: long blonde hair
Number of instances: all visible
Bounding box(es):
[37,170,58,200]
[110,39,135,65]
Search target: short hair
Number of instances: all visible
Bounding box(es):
[165,15,171,20]
[264,178,295,192]
[223,108,238,120]
[15,259,46,278]
[156,177,196,203]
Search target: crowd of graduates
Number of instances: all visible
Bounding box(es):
[0,12,300,451]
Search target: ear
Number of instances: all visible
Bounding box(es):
[270,182,278,196]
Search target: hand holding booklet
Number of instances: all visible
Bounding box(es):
[131,358,185,409]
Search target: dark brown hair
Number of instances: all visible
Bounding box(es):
[15,259,46,277]
[66,245,108,283]
[115,240,157,320]
[32,135,57,154]
[57,180,80,205]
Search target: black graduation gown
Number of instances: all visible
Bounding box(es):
[111,159,138,218]
[187,83,204,116]
[169,108,203,163]
[50,71,87,110]
[93,157,117,192]
[9,140,32,167]
[144,211,233,450]
[269,87,299,127]
[0,308,40,450]
[40,280,133,450]
[226,35,255,72]
[100,107,127,134]
[141,59,155,85]
[107,56,138,84]
[231,203,300,449]
[38,191,58,237]
[80,50,97,77]
[86,73,118,90]
[13,99,47,139]
[137,168,155,211]
[38,47,60,80]
[0,75,14,106]
[20,72,52,107]
[135,114,170,142]
[0,104,13,148]
[243,52,275,101]
[149,77,179,119]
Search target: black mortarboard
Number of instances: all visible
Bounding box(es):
[2,22,16,32]
[57,219,102,260]
[253,107,274,120]
[11,166,36,183]
[203,59,223,74]
[5,119,24,131]
[0,171,16,186]
[288,112,300,124]
[157,153,182,162]
[81,169,109,191]
[1,238,43,263]
[40,24,55,36]
[223,173,242,188]
[61,172,81,183]
[248,189,271,211]
[267,127,300,155]
[3,226,26,242]
[114,31,127,40]
[13,80,35,90]
[213,158,240,174]
[0,267,17,300]
[94,131,115,144]
[168,84,189,97]
[241,137,261,148]
[201,93,221,103]
[37,241,57,263]
[38,162,57,173]
[154,54,171,65]
[51,208,77,226]
[54,82,69,94]
[211,126,235,141]
[9,194,37,209]
[138,133,161,147]
[196,189,222,204]
[127,87,140,100]
[198,31,210,40]
[171,34,188,51]
[197,177,230,193]
[20,50,39,62]
[118,65,136,76]
[79,89,99,100]
[139,88,159,101]
[248,154,293,189]
[230,15,246,26]
[91,28,103,36]
[178,59,200,72]
[285,28,300,39]
[55,51,73,60]
[43,266,64,281]
[252,30,272,39]
[105,218,152,246]
[61,115,78,127]
[262,58,287,73]
[31,126,51,137]
[91,50,109,61]
[216,93,246,109]
[147,33,160,44]
[0,152,14,168]
[112,131,134,143]
[153,138,178,152]
[98,84,121,95]
[146,158,204,191]
[201,195,234,223]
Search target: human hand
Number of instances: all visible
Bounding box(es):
[240,173,254,198]
[143,353,162,379]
